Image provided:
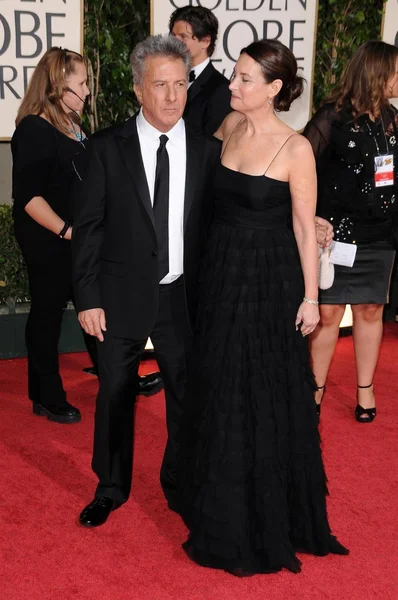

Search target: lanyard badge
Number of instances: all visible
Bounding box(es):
[366,118,395,188]
[374,154,394,187]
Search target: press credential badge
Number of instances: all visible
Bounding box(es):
[374,154,394,187]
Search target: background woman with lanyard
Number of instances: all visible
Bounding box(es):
[11,47,93,423]
[304,41,398,422]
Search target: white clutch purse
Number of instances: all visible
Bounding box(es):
[318,246,335,290]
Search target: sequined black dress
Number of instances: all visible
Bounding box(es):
[303,103,398,304]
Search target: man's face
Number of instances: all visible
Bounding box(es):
[134,55,187,132]
[171,20,210,67]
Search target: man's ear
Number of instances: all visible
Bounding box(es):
[133,83,143,105]
[200,35,211,52]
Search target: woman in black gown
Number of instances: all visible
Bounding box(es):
[178,40,348,575]
[11,47,91,423]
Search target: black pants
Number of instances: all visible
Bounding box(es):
[93,277,193,506]
[22,243,97,408]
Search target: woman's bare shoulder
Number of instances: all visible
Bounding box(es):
[214,111,245,141]
[288,132,314,154]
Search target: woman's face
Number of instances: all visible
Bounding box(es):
[385,58,398,99]
[62,62,90,113]
[229,52,280,114]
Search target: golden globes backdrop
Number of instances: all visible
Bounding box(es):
[382,0,398,110]
[151,0,319,132]
[0,0,83,140]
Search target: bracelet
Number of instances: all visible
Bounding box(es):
[58,221,71,238]
[303,297,319,306]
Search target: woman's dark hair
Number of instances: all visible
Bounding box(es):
[326,40,398,119]
[169,6,219,57]
[240,39,304,112]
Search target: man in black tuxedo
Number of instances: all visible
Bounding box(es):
[73,34,219,527]
[170,6,232,137]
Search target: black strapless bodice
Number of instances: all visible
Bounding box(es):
[213,163,292,230]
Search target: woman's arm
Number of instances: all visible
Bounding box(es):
[12,116,71,237]
[302,104,334,175]
[25,196,71,239]
[289,135,319,334]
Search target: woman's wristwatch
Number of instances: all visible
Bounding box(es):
[58,221,72,238]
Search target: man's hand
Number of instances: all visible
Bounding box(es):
[315,216,334,248]
[78,308,106,342]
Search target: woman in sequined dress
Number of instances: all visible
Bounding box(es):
[303,41,398,422]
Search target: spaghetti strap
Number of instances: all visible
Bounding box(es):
[264,134,297,176]
[220,116,246,158]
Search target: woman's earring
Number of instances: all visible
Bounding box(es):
[268,97,273,105]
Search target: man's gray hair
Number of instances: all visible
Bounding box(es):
[130,34,191,85]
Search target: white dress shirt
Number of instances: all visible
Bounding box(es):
[188,57,210,88]
[136,108,186,284]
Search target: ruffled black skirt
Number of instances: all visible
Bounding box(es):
[178,222,348,575]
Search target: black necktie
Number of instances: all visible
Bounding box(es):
[189,70,196,83]
[153,134,169,281]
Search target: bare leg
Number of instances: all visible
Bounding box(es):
[309,304,346,406]
[351,303,384,415]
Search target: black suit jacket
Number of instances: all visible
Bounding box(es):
[184,62,232,137]
[72,114,220,339]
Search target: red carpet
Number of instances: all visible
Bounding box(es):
[0,325,397,600]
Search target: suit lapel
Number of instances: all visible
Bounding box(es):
[114,115,154,229]
[187,62,215,105]
[184,126,202,230]
[115,116,202,233]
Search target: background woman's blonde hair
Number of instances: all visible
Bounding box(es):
[16,47,85,132]
[327,40,398,119]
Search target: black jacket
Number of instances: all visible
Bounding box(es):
[72,114,220,338]
[184,62,232,137]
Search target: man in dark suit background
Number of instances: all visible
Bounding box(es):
[73,34,219,527]
[170,6,232,137]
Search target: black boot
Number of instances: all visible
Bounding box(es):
[33,399,81,424]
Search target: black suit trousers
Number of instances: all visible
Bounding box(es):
[93,277,193,505]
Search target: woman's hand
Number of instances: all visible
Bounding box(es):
[315,216,334,248]
[295,301,320,337]
[63,226,72,240]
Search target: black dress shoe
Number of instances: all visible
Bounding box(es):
[33,400,81,424]
[137,372,163,397]
[82,366,98,376]
[79,496,115,527]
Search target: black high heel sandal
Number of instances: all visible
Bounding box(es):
[315,385,325,417]
[355,383,376,423]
